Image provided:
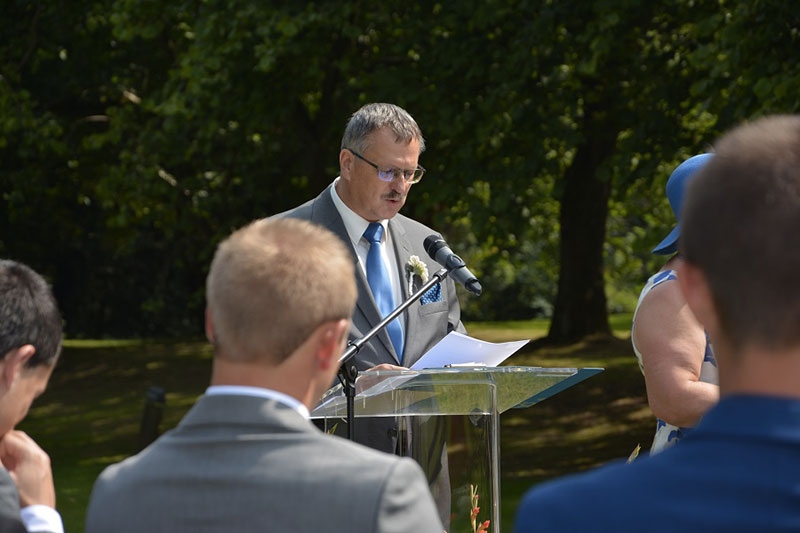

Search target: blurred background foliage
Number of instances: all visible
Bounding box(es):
[2,0,799,340]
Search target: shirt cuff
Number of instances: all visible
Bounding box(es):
[20,505,64,533]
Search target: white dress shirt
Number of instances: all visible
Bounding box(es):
[329,178,407,336]
[21,504,63,533]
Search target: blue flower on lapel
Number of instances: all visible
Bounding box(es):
[420,283,442,305]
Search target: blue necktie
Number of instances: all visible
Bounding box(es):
[363,222,404,361]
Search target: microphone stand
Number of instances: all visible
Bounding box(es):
[336,267,449,441]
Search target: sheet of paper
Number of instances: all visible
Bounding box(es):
[311,333,530,415]
[409,331,529,369]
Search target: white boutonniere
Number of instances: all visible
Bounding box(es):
[405,255,429,296]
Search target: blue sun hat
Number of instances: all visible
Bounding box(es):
[652,153,714,255]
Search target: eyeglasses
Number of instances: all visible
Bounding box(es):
[347,149,425,184]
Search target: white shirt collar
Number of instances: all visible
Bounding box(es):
[205,385,310,419]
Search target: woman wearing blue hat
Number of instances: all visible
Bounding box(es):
[631,154,719,454]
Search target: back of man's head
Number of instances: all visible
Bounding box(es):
[206,218,357,364]
[0,260,62,367]
[681,114,800,351]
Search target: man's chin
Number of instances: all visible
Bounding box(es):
[380,202,404,219]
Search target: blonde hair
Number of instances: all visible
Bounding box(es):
[206,218,356,363]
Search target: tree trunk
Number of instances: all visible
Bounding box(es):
[547,105,617,342]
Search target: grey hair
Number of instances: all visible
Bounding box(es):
[341,103,426,154]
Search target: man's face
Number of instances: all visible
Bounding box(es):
[339,127,421,222]
[0,362,53,436]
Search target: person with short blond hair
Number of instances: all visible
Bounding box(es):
[86,217,444,533]
[206,217,357,366]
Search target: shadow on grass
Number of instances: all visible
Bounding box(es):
[18,327,654,533]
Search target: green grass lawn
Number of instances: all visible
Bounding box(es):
[18,314,654,532]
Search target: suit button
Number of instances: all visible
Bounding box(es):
[387,427,398,438]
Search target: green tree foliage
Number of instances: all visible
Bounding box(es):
[1,0,799,339]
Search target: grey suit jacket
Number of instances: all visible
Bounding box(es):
[0,470,26,533]
[277,184,466,453]
[85,394,444,533]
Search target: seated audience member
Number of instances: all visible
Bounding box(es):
[0,260,64,533]
[515,114,800,532]
[85,218,444,533]
[631,153,719,453]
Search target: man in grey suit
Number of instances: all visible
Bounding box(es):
[279,102,465,445]
[0,260,64,533]
[278,103,466,522]
[85,217,444,533]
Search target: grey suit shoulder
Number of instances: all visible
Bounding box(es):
[0,470,26,533]
[85,395,444,533]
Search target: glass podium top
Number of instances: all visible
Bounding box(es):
[311,366,603,418]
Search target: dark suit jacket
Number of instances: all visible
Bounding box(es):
[85,394,444,533]
[277,183,466,453]
[515,395,800,532]
[0,470,26,533]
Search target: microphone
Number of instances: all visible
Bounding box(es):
[423,235,482,296]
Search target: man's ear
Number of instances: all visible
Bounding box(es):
[205,307,215,344]
[316,319,350,371]
[0,345,35,389]
[676,258,719,335]
[339,149,354,180]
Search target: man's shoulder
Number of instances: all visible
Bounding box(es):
[273,185,333,221]
[520,458,632,504]
[392,212,436,231]
[0,468,16,493]
[319,432,406,466]
[514,443,726,531]
[311,435,431,495]
[515,460,646,531]
[92,447,149,487]
[391,213,442,245]
[0,470,23,529]
[274,197,317,220]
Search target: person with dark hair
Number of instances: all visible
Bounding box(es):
[631,154,719,453]
[0,260,63,533]
[515,114,800,532]
[85,218,444,533]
